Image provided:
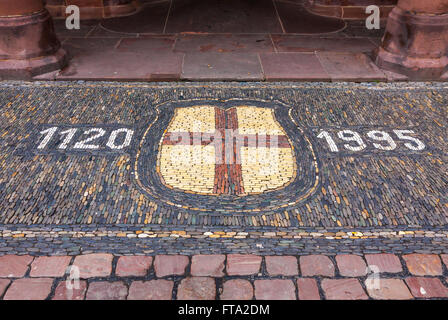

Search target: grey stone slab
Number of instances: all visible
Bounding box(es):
[181,52,263,80]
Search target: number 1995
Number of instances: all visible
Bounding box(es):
[317,129,425,153]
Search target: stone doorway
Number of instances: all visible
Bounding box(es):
[1,0,447,80]
[46,0,389,81]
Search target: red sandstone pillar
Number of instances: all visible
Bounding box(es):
[0,0,67,79]
[375,0,448,79]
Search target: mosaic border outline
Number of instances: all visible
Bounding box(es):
[133,98,320,215]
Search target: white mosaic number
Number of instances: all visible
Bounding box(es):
[106,128,135,150]
[393,130,426,151]
[73,128,106,149]
[58,128,78,150]
[337,130,367,152]
[366,130,397,151]
[37,126,134,151]
[317,129,425,153]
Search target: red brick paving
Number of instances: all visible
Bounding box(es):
[52,280,88,300]
[154,255,189,277]
[0,279,10,297]
[254,280,296,300]
[321,279,368,300]
[403,254,442,276]
[85,281,128,300]
[221,279,254,300]
[300,255,335,277]
[226,254,262,276]
[405,277,448,298]
[1,253,447,300]
[128,280,174,300]
[265,256,299,276]
[441,254,448,268]
[72,253,113,278]
[365,279,413,300]
[297,278,320,300]
[191,254,225,277]
[177,277,216,300]
[364,253,403,273]
[115,256,153,277]
[336,254,367,277]
[0,255,33,278]
[30,256,72,278]
[3,278,53,300]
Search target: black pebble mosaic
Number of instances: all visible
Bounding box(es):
[0,81,447,255]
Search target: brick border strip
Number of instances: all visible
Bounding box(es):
[1,253,448,300]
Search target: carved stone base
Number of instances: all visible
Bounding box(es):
[305,0,397,20]
[375,7,448,79]
[0,9,67,79]
[0,48,67,80]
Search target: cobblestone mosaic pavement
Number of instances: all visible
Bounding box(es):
[0,81,447,256]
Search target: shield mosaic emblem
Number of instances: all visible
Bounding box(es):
[134,99,319,214]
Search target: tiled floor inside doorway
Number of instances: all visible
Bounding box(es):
[35,0,415,82]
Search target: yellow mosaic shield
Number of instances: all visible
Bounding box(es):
[157,105,296,196]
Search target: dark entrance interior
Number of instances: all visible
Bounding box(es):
[100,0,346,34]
